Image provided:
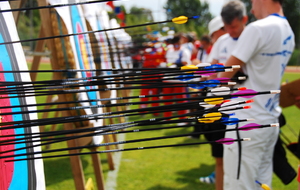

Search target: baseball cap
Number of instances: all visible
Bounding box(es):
[208,16,224,36]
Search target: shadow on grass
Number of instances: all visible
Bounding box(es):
[146,164,215,190]
[43,157,89,186]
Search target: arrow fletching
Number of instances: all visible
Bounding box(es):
[216,138,235,145]
[181,65,198,70]
[239,123,261,131]
[221,118,240,125]
[172,16,188,24]
[204,97,224,105]
[211,86,231,96]
[231,89,257,98]
[177,74,194,81]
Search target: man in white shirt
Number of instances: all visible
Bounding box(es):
[219,0,295,189]
[200,2,248,190]
[208,16,227,45]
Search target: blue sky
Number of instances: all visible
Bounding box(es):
[114,0,227,21]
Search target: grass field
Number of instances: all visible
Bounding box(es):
[28,62,300,190]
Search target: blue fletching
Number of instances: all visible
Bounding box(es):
[177,74,194,81]
[188,83,205,89]
[221,118,239,125]
[201,79,220,87]
[204,64,225,70]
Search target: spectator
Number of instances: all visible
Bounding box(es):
[162,35,191,121]
[192,35,212,65]
[208,16,227,45]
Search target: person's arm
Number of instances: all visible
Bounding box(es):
[181,49,191,65]
[211,59,219,65]
[218,56,245,78]
[218,24,260,79]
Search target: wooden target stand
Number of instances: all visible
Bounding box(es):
[9,1,134,189]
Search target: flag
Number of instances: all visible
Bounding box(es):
[117,11,125,20]
[106,2,114,9]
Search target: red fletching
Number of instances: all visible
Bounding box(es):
[245,99,254,103]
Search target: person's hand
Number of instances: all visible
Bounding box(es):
[192,59,200,65]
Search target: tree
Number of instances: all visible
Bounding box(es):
[15,0,41,49]
[282,0,300,48]
[164,0,212,37]
[124,6,158,44]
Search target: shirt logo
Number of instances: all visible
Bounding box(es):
[221,48,227,53]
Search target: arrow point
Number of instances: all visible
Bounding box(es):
[271,123,279,127]
[270,90,280,94]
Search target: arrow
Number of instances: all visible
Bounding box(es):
[0,15,200,45]
[0,118,253,140]
[0,86,244,110]
[2,138,251,162]
[0,0,120,13]
[0,79,235,95]
[0,89,275,129]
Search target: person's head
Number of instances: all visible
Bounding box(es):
[251,0,283,19]
[172,35,181,50]
[200,35,211,50]
[208,16,227,44]
[178,33,189,44]
[221,0,248,39]
[187,32,197,43]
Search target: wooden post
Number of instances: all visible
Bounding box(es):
[9,0,27,23]
[38,1,86,189]
[90,148,105,190]
[30,26,46,82]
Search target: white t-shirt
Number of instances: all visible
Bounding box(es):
[232,14,295,122]
[210,33,238,64]
[182,42,194,53]
[196,48,209,63]
[165,47,191,66]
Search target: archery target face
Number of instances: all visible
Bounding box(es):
[0,2,45,189]
[0,62,14,190]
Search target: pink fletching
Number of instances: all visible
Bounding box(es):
[231,89,257,98]
[216,138,235,145]
[239,123,260,131]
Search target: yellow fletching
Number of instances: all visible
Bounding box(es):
[172,16,188,24]
[181,65,198,70]
[204,98,224,105]
[198,118,215,123]
[198,112,221,123]
[204,112,222,118]
[261,184,271,190]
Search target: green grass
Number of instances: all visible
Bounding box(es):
[27,63,300,190]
